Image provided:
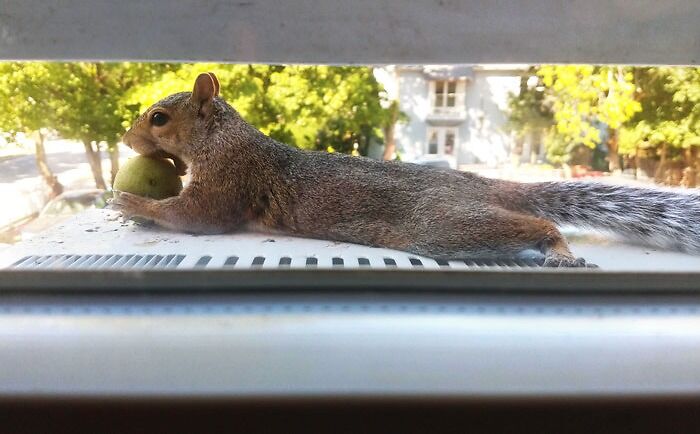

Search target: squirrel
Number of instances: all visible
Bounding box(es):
[114,72,700,267]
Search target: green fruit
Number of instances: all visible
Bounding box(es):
[113,156,183,199]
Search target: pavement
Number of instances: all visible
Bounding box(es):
[0,140,135,234]
[461,163,660,187]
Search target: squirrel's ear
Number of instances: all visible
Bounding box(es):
[208,72,220,97]
[192,73,217,116]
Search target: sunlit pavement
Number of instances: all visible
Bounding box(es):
[461,163,664,187]
[0,140,135,232]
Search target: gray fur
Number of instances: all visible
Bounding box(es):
[519,181,700,253]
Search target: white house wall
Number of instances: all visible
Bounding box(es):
[463,71,521,166]
[395,70,430,162]
[382,66,522,167]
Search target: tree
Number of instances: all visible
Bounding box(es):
[0,62,176,190]
[46,62,175,188]
[381,100,400,160]
[537,65,641,171]
[125,64,391,156]
[0,62,64,198]
[1,61,391,199]
[505,69,554,163]
[620,67,700,184]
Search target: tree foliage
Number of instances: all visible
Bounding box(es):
[538,65,640,164]
[0,62,175,188]
[504,69,553,137]
[124,64,390,155]
[619,68,700,156]
[0,62,391,191]
[507,65,700,183]
[0,62,66,196]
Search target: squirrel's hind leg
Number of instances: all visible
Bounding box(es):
[489,211,588,268]
[493,211,588,268]
[410,208,588,268]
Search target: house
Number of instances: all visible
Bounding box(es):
[374,64,539,169]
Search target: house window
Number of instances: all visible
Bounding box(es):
[433,80,457,108]
[430,80,466,115]
[426,127,458,156]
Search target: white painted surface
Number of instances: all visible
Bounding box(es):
[3,208,700,271]
[0,209,440,270]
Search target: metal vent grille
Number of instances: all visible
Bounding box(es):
[10,254,185,270]
[9,254,544,270]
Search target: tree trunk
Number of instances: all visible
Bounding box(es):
[634,146,640,179]
[530,130,542,164]
[382,124,396,161]
[695,147,700,187]
[382,100,399,161]
[607,128,621,172]
[83,140,107,189]
[654,142,668,184]
[108,144,120,187]
[511,136,524,166]
[683,147,699,188]
[33,131,64,199]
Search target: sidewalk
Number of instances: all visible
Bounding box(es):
[462,163,665,189]
[0,140,135,232]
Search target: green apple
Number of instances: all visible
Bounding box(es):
[113,156,183,199]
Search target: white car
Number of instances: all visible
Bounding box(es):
[411,156,455,170]
[20,189,109,240]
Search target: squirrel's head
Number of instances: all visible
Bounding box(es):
[123,72,222,175]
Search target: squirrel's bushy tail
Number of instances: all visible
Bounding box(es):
[518,181,700,253]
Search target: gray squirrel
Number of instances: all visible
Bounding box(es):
[113,72,700,267]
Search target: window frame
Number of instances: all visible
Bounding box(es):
[429,79,465,115]
[426,126,459,156]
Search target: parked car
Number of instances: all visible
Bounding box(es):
[412,156,455,170]
[20,189,109,239]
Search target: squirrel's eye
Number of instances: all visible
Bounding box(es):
[151,112,169,127]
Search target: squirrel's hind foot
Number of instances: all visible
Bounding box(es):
[542,254,588,268]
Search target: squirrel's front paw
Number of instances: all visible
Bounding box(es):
[111,192,152,220]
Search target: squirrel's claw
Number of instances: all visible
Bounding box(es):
[110,191,150,221]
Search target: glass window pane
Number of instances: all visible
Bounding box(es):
[445,81,457,107]
[447,81,456,94]
[435,81,445,95]
[434,80,444,107]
